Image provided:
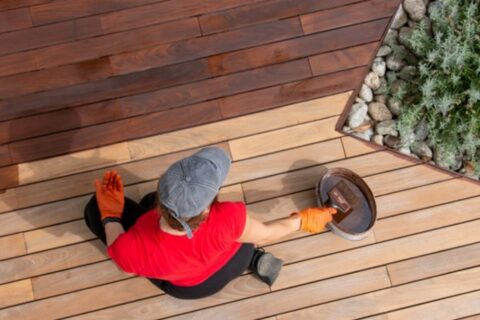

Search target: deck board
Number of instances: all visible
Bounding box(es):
[1,0,479,319]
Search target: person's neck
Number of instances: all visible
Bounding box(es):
[159,216,187,236]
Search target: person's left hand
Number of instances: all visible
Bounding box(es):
[94,170,125,221]
[295,207,337,233]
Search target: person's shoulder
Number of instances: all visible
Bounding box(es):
[132,209,160,230]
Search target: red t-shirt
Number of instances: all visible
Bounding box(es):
[107,201,247,286]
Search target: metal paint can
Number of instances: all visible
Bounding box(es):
[316,167,377,241]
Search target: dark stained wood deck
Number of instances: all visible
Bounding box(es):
[0,0,397,166]
[1,0,480,319]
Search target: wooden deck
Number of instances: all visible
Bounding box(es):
[1,0,480,319]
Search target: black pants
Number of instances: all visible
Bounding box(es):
[84,194,254,299]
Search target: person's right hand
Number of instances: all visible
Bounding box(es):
[94,171,125,222]
[295,207,337,233]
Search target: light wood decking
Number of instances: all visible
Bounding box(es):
[1,92,480,319]
[1,0,480,319]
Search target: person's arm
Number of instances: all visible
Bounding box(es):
[104,222,125,247]
[238,214,300,246]
[238,207,337,246]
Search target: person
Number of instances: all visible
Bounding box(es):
[84,147,336,299]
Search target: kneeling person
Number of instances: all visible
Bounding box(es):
[84,147,336,299]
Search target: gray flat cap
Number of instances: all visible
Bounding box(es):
[157,146,231,238]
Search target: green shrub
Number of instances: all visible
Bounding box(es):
[396,0,480,173]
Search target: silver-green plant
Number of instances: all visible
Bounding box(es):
[395,0,480,173]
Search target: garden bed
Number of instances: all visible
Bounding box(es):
[338,0,480,182]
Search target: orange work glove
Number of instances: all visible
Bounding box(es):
[94,170,125,221]
[294,207,337,233]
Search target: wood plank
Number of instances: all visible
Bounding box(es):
[1,175,144,235]
[29,0,164,25]
[364,164,452,196]
[110,17,303,75]
[0,15,102,55]
[0,1,50,11]
[387,242,480,285]
[100,0,263,34]
[0,8,31,33]
[0,49,38,78]
[0,142,131,190]
[0,233,26,260]
[376,178,480,219]
[300,0,399,35]
[248,189,316,223]
[24,220,92,254]
[277,266,480,320]
[171,268,390,320]
[375,196,480,242]
[18,142,131,187]
[0,240,106,285]
[0,144,12,167]
[342,136,381,157]
[367,290,480,320]
[0,17,199,80]
[309,42,378,76]
[0,279,33,309]
[229,117,342,161]
[0,163,18,191]
[128,92,351,160]
[0,57,114,99]
[199,0,361,35]
[31,260,129,300]
[0,20,77,56]
[220,66,367,119]
[0,277,159,320]
[217,184,245,203]
[272,219,480,290]
[0,188,17,213]
[242,151,417,203]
